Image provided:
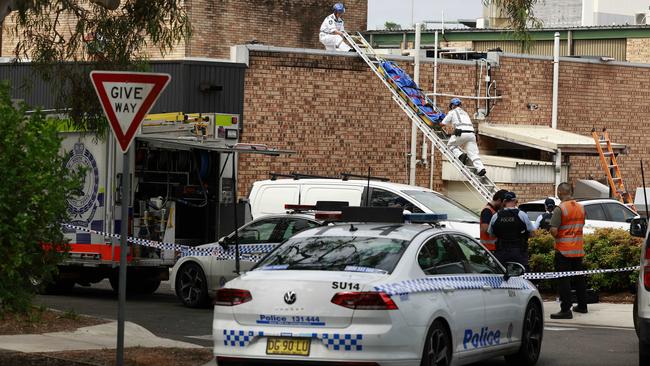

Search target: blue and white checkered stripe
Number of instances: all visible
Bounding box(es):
[220,329,364,351]
[62,224,276,261]
[374,275,533,296]
[523,266,640,280]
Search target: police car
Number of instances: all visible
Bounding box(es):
[213,207,544,366]
[171,211,322,307]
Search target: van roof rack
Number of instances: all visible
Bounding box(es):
[340,172,390,182]
[269,172,339,181]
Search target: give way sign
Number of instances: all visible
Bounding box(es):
[90,71,171,152]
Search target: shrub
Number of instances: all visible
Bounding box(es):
[526,228,641,292]
[0,82,81,313]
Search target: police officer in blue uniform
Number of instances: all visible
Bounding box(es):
[534,198,556,230]
[487,192,535,269]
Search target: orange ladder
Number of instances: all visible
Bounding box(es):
[592,128,635,209]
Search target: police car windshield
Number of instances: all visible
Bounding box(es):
[403,190,479,223]
[254,236,408,273]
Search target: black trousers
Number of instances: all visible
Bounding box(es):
[554,252,587,312]
[494,246,529,271]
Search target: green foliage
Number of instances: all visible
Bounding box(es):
[583,228,641,291]
[527,228,641,292]
[384,21,401,31]
[9,0,192,134]
[0,82,81,313]
[482,0,543,50]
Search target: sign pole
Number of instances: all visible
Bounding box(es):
[116,147,130,366]
[88,71,170,366]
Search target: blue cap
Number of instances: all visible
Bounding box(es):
[450,97,462,106]
[333,3,345,13]
[544,198,556,207]
[504,192,517,201]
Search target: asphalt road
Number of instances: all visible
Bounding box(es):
[37,281,640,366]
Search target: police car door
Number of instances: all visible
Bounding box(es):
[415,234,486,355]
[451,234,523,351]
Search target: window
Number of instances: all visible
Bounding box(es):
[231,218,282,244]
[280,219,320,241]
[402,190,479,222]
[255,236,409,273]
[369,188,423,213]
[452,234,503,274]
[417,235,465,275]
[584,204,607,221]
[603,203,636,223]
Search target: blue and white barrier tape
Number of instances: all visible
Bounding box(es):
[61,224,277,261]
[522,266,640,280]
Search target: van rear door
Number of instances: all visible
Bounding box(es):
[250,184,299,219]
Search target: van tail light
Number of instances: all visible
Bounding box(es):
[331,292,398,310]
[214,288,252,306]
[641,243,650,291]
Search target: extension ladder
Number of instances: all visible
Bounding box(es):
[592,128,635,208]
[342,31,498,202]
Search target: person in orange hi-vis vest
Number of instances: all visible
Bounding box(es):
[549,182,587,319]
[480,189,509,251]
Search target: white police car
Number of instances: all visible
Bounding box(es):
[213,208,544,366]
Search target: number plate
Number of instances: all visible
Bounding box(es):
[266,337,311,356]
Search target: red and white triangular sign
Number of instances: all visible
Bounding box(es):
[90,71,171,152]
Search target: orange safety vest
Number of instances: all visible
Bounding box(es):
[555,200,585,257]
[480,204,497,251]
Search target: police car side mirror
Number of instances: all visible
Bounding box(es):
[630,217,648,238]
[503,262,525,281]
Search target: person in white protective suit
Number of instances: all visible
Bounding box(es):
[319,3,352,52]
[441,98,487,176]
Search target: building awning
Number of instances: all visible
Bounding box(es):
[137,136,294,156]
[478,124,627,154]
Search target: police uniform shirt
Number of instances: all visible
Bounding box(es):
[320,13,344,36]
[440,107,474,132]
[487,207,535,236]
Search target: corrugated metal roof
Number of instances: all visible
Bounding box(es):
[478,124,626,154]
[365,24,650,34]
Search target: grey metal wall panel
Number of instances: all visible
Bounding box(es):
[573,39,626,60]
[0,60,246,122]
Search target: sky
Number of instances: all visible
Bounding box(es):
[366,0,484,30]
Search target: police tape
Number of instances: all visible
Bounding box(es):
[62,224,640,280]
[522,266,640,280]
[61,224,276,261]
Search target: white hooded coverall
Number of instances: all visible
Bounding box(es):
[319,13,351,51]
[441,107,485,171]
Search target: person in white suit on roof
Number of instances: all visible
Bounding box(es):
[319,3,351,52]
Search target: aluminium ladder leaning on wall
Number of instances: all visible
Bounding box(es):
[342,31,498,202]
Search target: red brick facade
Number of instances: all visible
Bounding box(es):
[238,50,650,203]
[186,0,367,58]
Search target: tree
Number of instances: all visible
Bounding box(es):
[482,0,542,46]
[384,21,401,31]
[3,0,192,135]
[0,82,81,313]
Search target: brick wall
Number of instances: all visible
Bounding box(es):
[186,0,367,58]
[626,38,650,63]
[496,183,556,203]
[237,51,485,196]
[2,0,367,59]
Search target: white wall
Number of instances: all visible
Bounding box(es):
[583,0,650,25]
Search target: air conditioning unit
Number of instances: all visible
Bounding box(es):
[635,12,650,25]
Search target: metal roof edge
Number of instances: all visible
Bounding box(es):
[241,44,477,66]
[501,53,650,68]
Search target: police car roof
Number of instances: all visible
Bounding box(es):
[291,222,440,242]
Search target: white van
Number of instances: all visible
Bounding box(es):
[248,178,480,238]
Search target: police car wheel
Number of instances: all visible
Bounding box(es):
[421,320,452,366]
[505,302,543,366]
[175,262,209,308]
